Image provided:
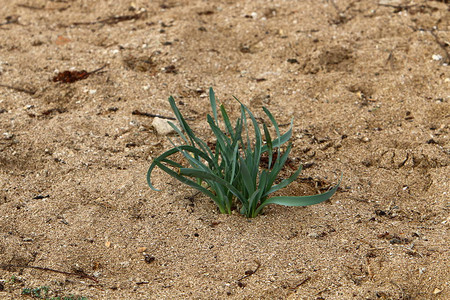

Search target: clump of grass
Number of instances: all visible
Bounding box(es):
[147,88,340,218]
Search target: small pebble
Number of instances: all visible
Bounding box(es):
[3,132,14,140]
[152,117,174,135]
[308,232,320,239]
[137,247,147,253]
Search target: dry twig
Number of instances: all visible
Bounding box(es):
[1,264,98,283]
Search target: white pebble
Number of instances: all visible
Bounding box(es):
[152,117,174,135]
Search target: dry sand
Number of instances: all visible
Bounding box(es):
[0,0,449,299]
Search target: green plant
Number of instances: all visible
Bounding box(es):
[22,286,49,298]
[147,88,340,218]
[21,285,88,300]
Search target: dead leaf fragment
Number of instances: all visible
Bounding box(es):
[55,35,71,46]
[52,65,106,83]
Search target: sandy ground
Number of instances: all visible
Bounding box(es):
[0,0,449,299]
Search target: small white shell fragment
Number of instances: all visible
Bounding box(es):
[432,54,442,61]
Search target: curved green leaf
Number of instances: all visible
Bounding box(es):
[179,168,248,207]
[255,175,342,215]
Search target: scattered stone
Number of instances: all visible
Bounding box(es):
[152,117,174,135]
[137,246,147,253]
[3,132,14,140]
[93,271,102,278]
[308,232,324,239]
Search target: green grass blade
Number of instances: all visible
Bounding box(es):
[176,147,209,171]
[147,145,216,190]
[192,138,217,169]
[262,123,273,168]
[264,165,303,198]
[209,87,218,125]
[255,175,342,215]
[262,128,292,152]
[220,104,235,137]
[153,161,216,200]
[156,161,229,214]
[246,189,261,218]
[207,115,231,147]
[264,144,294,190]
[167,121,189,144]
[179,168,248,207]
[240,105,251,153]
[237,99,263,172]
[262,107,280,138]
[239,156,255,196]
[229,142,239,183]
[168,96,197,146]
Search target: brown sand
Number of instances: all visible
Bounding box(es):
[0,0,449,299]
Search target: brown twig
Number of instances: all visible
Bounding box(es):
[290,276,311,291]
[132,110,195,121]
[184,191,201,201]
[0,264,98,283]
[237,260,261,282]
[87,64,108,75]
[132,110,176,120]
[379,3,416,11]
[73,12,146,26]
[0,84,36,95]
[17,4,45,10]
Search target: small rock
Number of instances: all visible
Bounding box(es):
[105,241,111,248]
[432,54,442,61]
[308,232,320,239]
[433,288,442,294]
[152,117,174,135]
[93,271,102,277]
[3,132,14,140]
[137,247,147,253]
